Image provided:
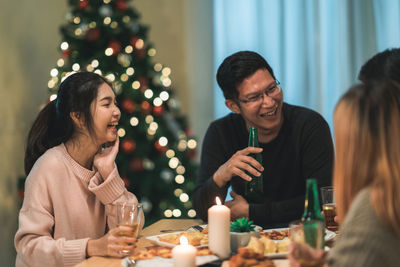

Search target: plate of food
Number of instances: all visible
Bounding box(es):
[121,246,217,267]
[260,227,336,242]
[146,227,208,248]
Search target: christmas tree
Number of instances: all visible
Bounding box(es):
[33,0,198,225]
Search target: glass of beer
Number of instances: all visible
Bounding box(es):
[289,219,325,266]
[320,186,339,233]
[116,202,143,255]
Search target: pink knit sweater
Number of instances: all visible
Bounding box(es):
[14,144,140,267]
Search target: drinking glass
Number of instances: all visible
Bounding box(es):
[289,219,324,266]
[116,202,143,255]
[320,186,339,232]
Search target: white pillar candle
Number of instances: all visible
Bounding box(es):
[208,197,231,258]
[172,236,197,267]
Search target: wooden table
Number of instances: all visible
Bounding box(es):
[75,219,289,267]
[75,219,203,267]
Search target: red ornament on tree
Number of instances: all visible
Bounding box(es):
[136,48,147,58]
[78,0,89,9]
[18,189,25,199]
[185,127,194,137]
[121,138,136,154]
[121,99,136,113]
[130,36,139,47]
[108,40,122,54]
[138,76,148,89]
[187,149,197,159]
[62,49,71,60]
[153,106,163,116]
[122,176,130,188]
[154,140,168,153]
[116,0,128,11]
[87,28,100,41]
[141,101,152,114]
[130,158,144,172]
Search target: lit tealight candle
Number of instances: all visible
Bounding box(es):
[172,236,197,267]
[208,197,230,258]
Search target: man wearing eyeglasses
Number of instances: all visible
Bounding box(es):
[193,51,334,228]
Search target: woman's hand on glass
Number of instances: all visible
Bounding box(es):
[86,225,137,258]
[94,136,120,179]
[288,241,327,267]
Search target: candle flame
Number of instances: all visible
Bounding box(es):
[215,197,221,205]
[180,235,188,245]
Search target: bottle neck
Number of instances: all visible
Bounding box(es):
[248,127,259,147]
[302,179,324,221]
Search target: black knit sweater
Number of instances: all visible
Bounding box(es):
[193,103,334,228]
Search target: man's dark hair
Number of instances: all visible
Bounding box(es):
[358,48,400,84]
[216,51,276,100]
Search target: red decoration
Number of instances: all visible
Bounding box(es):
[141,101,152,114]
[87,28,100,41]
[78,0,89,9]
[130,158,144,172]
[130,36,139,47]
[153,106,163,116]
[138,76,149,90]
[62,49,71,60]
[116,0,128,11]
[136,48,147,58]
[154,140,168,153]
[18,189,25,199]
[122,176,130,188]
[187,149,196,158]
[121,99,136,113]
[108,40,122,54]
[185,127,194,137]
[121,139,136,154]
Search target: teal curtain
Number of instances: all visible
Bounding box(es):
[213,0,400,128]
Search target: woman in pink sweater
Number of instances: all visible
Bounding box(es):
[15,72,144,267]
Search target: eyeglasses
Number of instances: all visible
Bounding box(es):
[237,80,282,104]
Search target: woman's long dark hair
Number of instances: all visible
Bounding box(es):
[24,72,111,175]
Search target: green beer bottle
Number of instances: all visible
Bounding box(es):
[301,178,325,248]
[245,127,264,197]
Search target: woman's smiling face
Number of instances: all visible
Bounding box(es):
[90,83,121,145]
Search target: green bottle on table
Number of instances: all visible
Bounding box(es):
[245,127,264,197]
[301,178,325,248]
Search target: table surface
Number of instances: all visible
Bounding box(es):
[75,219,289,267]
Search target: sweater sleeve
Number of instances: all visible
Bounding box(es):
[14,172,89,267]
[193,122,231,221]
[327,190,400,267]
[88,166,144,230]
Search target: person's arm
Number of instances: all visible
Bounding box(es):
[15,173,89,267]
[193,123,231,221]
[92,136,144,230]
[250,115,334,225]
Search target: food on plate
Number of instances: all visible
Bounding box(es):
[259,229,289,240]
[157,230,208,246]
[149,246,172,258]
[158,233,181,244]
[202,225,209,234]
[226,247,275,267]
[246,236,264,254]
[197,247,214,256]
[130,248,157,260]
[130,246,214,261]
[260,236,276,254]
[276,239,290,253]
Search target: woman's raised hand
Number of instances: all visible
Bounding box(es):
[94,136,120,179]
